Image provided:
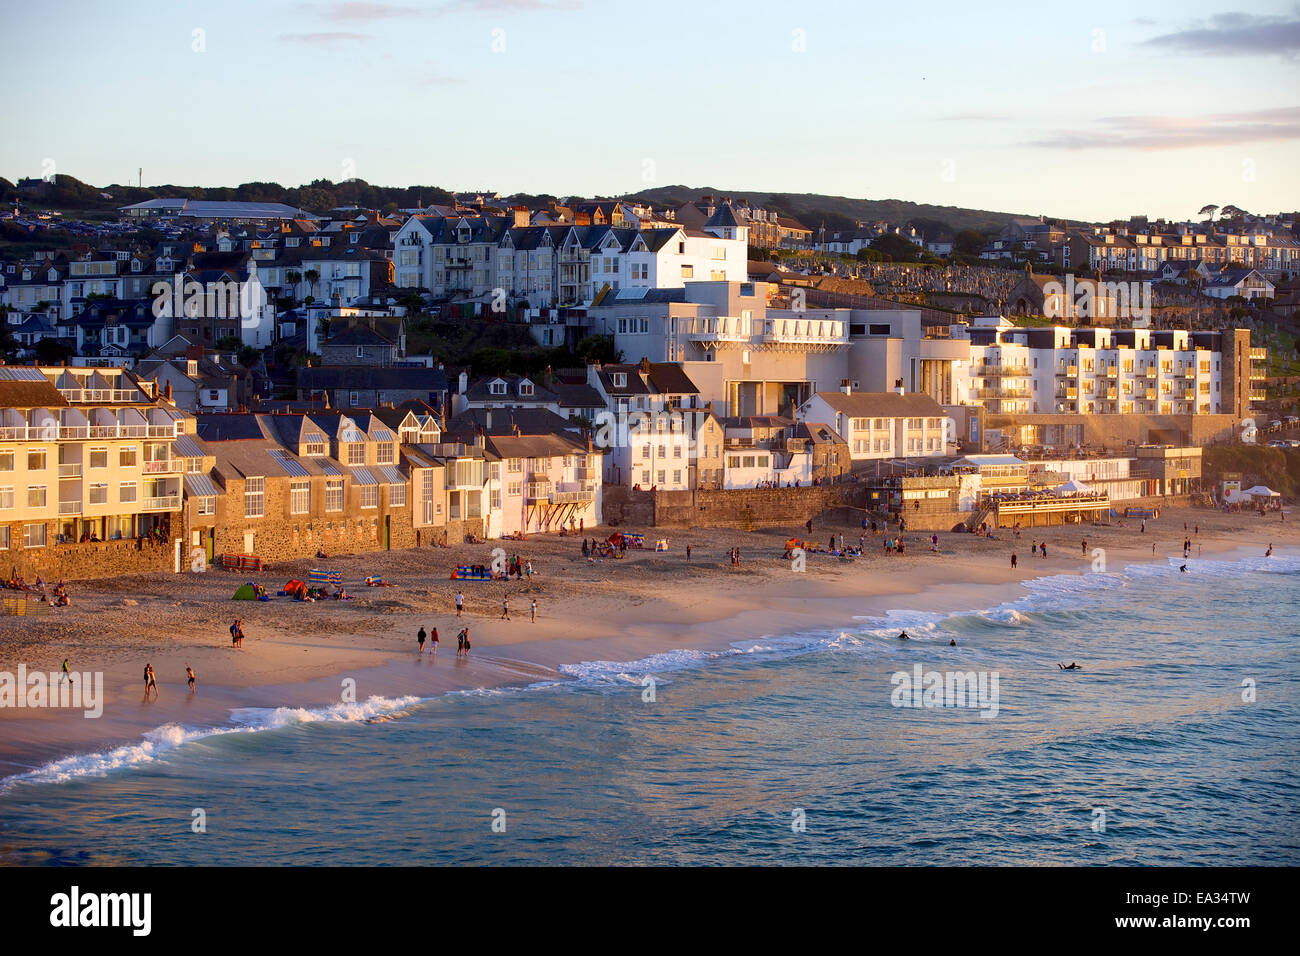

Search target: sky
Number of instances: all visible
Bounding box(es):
[1,0,1297,223]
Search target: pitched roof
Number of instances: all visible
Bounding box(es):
[808,390,946,419]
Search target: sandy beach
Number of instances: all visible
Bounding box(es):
[2,503,1295,780]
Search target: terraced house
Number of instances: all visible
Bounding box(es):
[193,411,417,563]
[0,366,193,579]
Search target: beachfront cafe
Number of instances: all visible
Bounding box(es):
[949,455,1110,527]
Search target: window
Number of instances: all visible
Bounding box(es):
[0,452,11,471]
[360,486,378,509]
[120,446,137,467]
[119,482,137,504]
[197,496,215,516]
[390,483,406,507]
[305,437,326,457]
[0,526,8,549]
[347,444,365,466]
[507,458,521,473]
[89,447,108,469]
[681,265,694,278]
[28,450,46,471]
[326,479,344,512]
[28,486,47,508]
[376,442,395,466]
[290,480,310,514]
[657,470,666,485]
[490,381,507,395]
[673,470,681,484]
[23,523,45,549]
[245,477,265,518]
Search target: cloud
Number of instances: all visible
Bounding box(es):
[1142,11,1300,58]
[278,32,372,45]
[307,0,581,18]
[1027,107,1300,150]
[938,112,1013,122]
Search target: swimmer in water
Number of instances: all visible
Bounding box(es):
[1058,662,1082,670]
[949,639,956,646]
[898,631,910,640]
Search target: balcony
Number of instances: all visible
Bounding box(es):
[1182,390,1195,401]
[58,463,81,478]
[1144,368,1157,379]
[525,482,552,503]
[976,365,1031,377]
[143,460,182,474]
[1105,389,1118,400]
[1144,389,1158,401]
[1182,368,1196,379]
[1105,368,1118,379]
[1055,366,1078,377]
[977,387,1032,399]
[58,500,82,516]
[142,495,181,511]
[551,482,595,504]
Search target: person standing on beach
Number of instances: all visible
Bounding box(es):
[530,598,537,623]
[463,628,471,657]
[186,665,196,693]
[686,544,692,560]
[143,663,152,700]
[455,590,464,618]
[456,628,466,657]
[417,626,427,655]
[145,663,158,701]
[1011,552,1018,569]
[430,627,439,654]
[501,596,511,621]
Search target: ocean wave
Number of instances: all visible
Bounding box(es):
[0,695,421,791]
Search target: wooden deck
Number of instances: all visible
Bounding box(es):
[993,495,1111,528]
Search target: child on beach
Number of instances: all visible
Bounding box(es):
[501,596,511,621]
[186,665,196,693]
[530,599,537,623]
[455,591,464,617]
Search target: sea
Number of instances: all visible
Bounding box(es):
[1,551,1296,866]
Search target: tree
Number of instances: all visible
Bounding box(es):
[1198,204,1219,222]
[34,338,74,364]
[237,345,261,367]
[285,270,302,302]
[869,233,924,262]
[217,335,243,352]
[304,269,320,301]
[953,230,986,258]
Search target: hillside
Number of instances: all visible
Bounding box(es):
[616,185,1055,239]
[1203,445,1300,500]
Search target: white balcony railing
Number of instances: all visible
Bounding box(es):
[58,501,81,515]
[58,463,81,477]
[142,495,181,511]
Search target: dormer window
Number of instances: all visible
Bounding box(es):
[489,381,507,396]
[611,372,627,388]
[519,381,534,397]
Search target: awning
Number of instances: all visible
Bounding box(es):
[184,474,221,497]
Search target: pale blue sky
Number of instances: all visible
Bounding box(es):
[2,0,1297,222]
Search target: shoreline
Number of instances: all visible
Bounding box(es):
[2,505,1295,785]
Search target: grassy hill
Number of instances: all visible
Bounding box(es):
[614,184,1059,239]
[1203,445,1300,500]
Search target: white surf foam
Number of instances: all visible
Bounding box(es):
[1,695,421,791]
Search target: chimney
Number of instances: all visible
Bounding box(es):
[639,356,651,374]
[485,408,492,432]
[458,370,468,394]
[840,378,851,396]
[163,380,173,401]
[894,378,905,396]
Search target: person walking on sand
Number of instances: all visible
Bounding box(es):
[186,665,196,693]
[686,544,692,560]
[430,627,439,654]
[417,626,427,655]
[230,619,244,649]
[143,663,152,700]
[463,628,471,658]
[501,596,511,621]
[60,658,73,686]
[530,598,537,623]
[455,590,464,618]
[1011,552,1018,569]
[145,663,158,701]
[456,628,466,658]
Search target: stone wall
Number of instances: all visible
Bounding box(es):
[605,483,874,529]
[2,530,175,582]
